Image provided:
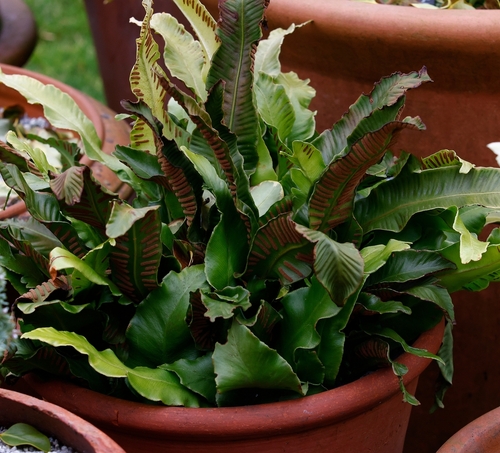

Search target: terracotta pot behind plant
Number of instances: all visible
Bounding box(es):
[23,320,444,453]
[437,406,500,453]
[0,388,126,453]
[0,0,37,66]
[0,63,132,219]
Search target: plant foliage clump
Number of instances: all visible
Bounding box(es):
[1,0,500,408]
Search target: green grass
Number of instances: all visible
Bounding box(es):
[22,0,105,104]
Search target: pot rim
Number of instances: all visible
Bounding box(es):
[437,405,500,452]
[0,387,126,453]
[25,318,445,440]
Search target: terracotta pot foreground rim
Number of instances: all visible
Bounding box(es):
[437,405,500,452]
[25,319,444,440]
[0,387,126,453]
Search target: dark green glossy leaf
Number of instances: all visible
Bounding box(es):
[278,279,340,369]
[366,250,455,286]
[126,265,207,366]
[213,321,303,395]
[162,353,216,404]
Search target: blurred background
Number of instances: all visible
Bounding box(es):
[23,0,105,104]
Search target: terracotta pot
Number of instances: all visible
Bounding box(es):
[0,387,126,453]
[0,63,132,219]
[23,320,444,453]
[197,3,500,453]
[437,406,500,453]
[0,0,37,66]
[84,3,500,451]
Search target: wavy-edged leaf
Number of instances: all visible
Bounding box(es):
[162,353,217,404]
[296,225,364,305]
[356,166,500,234]
[165,79,258,226]
[309,122,418,233]
[151,12,208,101]
[213,320,303,395]
[182,148,250,288]
[0,222,52,278]
[276,71,316,143]
[246,213,313,284]
[422,149,474,173]
[250,180,283,217]
[108,203,161,302]
[27,134,83,171]
[361,239,411,275]
[0,236,47,286]
[50,166,85,205]
[131,0,178,140]
[254,23,302,78]
[1,164,64,223]
[279,279,340,371]
[206,0,267,174]
[402,282,454,321]
[254,72,295,142]
[316,289,360,385]
[201,286,251,322]
[49,246,121,296]
[366,250,455,286]
[437,243,500,292]
[126,265,207,366]
[357,292,412,315]
[6,131,57,178]
[21,327,202,407]
[171,0,220,60]
[313,68,432,163]
[59,166,114,234]
[159,139,203,227]
[0,139,32,172]
[0,69,136,187]
[16,276,72,314]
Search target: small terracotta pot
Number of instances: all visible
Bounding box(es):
[0,387,126,453]
[23,320,444,453]
[0,0,37,66]
[0,63,132,219]
[437,406,500,453]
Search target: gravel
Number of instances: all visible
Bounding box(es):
[0,427,77,453]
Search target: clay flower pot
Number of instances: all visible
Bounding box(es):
[0,387,126,453]
[22,321,444,453]
[0,0,37,66]
[437,406,500,452]
[0,63,132,219]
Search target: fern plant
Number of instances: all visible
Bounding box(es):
[1,0,500,408]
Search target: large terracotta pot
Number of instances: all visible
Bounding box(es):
[0,63,132,219]
[198,3,500,453]
[84,3,500,452]
[0,388,126,453]
[23,320,444,453]
[437,406,500,453]
[0,0,37,66]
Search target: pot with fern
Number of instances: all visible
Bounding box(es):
[2,0,500,452]
[0,63,132,220]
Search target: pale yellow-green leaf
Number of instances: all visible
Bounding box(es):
[250,181,284,217]
[0,70,138,187]
[151,13,208,100]
[49,247,121,296]
[453,212,489,264]
[106,202,159,238]
[361,239,411,274]
[171,0,220,60]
